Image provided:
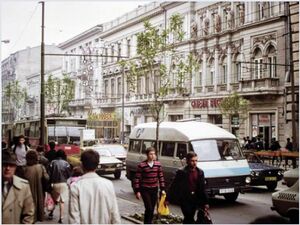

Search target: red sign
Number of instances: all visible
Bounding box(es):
[191,98,222,109]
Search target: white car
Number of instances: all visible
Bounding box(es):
[103,144,127,168]
[283,168,299,187]
[82,146,123,179]
[271,180,299,223]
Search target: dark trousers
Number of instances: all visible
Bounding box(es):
[141,187,158,224]
[180,193,206,224]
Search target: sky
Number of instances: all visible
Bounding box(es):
[0,0,149,60]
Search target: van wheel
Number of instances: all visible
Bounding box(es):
[114,170,121,179]
[224,192,239,202]
[266,182,277,191]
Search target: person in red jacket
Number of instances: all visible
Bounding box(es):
[134,147,165,224]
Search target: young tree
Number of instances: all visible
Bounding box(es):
[4,80,27,121]
[120,14,198,149]
[45,74,75,115]
[218,92,250,122]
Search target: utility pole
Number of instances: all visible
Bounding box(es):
[287,3,297,150]
[39,1,45,147]
[121,66,125,144]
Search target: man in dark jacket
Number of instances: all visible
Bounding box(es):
[167,152,209,224]
[45,141,57,163]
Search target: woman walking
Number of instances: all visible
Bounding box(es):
[24,150,49,222]
[12,135,30,178]
[48,149,72,223]
[134,147,166,224]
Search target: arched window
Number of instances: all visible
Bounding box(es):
[233,54,242,82]
[253,48,263,79]
[220,56,227,84]
[207,58,215,85]
[266,45,277,78]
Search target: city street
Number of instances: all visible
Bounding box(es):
[40,171,291,224]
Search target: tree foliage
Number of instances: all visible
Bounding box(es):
[4,80,27,121]
[45,74,75,115]
[119,14,199,147]
[219,92,250,120]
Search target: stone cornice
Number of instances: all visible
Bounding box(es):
[99,2,184,39]
[58,25,103,49]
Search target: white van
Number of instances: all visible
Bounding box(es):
[126,121,251,202]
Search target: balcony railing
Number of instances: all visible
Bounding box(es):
[69,98,92,107]
[239,77,280,93]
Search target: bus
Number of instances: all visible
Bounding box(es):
[2,117,87,155]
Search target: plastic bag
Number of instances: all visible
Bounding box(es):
[45,192,55,211]
[158,193,170,216]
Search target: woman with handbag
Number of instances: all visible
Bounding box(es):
[24,150,49,222]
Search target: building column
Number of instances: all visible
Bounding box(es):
[202,52,207,93]
[227,46,232,91]
[214,49,219,92]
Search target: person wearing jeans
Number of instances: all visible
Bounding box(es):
[134,147,165,224]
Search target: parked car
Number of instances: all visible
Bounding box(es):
[79,146,123,179]
[283,168,299,187]
[101,144,127,168]
[271,180,299,223]
[244,150,284,191]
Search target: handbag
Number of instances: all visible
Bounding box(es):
[158,193,170,216]
[45,193,55,211]
[196,208,213,224]
[41,165,52,193]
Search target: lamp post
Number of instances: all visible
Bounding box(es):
[39,1,45,146]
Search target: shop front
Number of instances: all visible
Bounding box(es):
[87,112,120,141]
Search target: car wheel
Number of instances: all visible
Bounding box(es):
[266,182,277,191]
[223,192,239,202]
[114,170,121,179]
[288,210,299,224]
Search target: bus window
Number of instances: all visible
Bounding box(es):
[142,141,156,154]
[161,142,175,157]
[176,143,187,159]
[129,140,141,153]
[29,122,35,137]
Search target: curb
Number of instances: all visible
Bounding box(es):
[121,215,143,224]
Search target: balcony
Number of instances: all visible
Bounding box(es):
[96,96,121,108]
[69,98,92,108]
[239,77,281,95]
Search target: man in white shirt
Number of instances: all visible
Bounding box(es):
[69,149,121,224]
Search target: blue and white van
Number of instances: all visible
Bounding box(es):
[126,121,251,202]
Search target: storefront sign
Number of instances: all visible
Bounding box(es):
[191,98,222,109]
[88,112,116,121]
[258,114,270,126]
[81,129,95,141]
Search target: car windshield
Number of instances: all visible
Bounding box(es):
[108,146,126,155]
[191,139,243,161]
[245,153,262,163]
[93,148,112,157]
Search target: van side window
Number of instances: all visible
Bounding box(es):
[142,141,156,154]
[161,142,175,157]
[177,143,187,159]
[129,140,141,153]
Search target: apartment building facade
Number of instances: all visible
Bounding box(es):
[94,1,298,146]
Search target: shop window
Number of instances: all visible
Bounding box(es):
[208,114,223,126]
[168,115,183,122]
[161,142,175,157]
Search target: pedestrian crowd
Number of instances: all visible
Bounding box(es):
[2,134,213,224]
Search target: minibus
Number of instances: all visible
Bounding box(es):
[126,121,251,202]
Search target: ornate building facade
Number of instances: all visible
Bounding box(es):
[93,1,298,147]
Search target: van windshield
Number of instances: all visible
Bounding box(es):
[191,139,243,161]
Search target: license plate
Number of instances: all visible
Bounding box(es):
[105,168,115,172]
[265,177,277,181]
[219,188,235,194]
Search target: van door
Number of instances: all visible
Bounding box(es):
[159,141,176,186]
